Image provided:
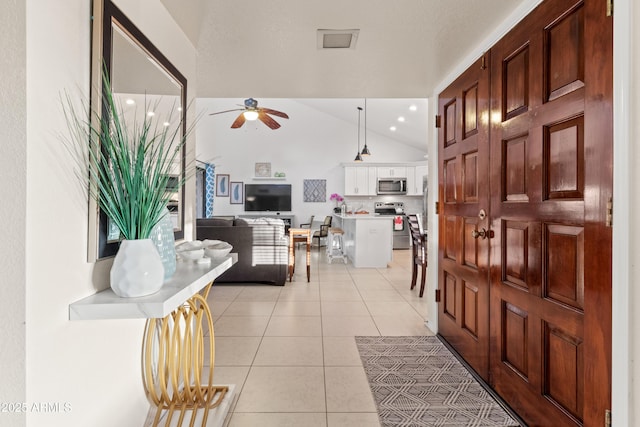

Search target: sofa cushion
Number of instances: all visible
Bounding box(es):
[234,218,249,227]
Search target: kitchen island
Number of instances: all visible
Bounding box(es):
[332,214,394,268]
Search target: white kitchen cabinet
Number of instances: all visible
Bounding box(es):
[344,167,370,195]
[335,214,393,268]
[344,163,426,196]
[366,167,378,195]
[406,165,428,195]
[406,167,417,195]
[414,165,428,194]
[377,166,407,178]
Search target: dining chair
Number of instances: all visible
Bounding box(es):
[407,213,427,297]
[295,215,314,248]
[312,215,332,250]
[299,215,314,229]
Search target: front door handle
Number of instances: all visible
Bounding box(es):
[471,228,490,239]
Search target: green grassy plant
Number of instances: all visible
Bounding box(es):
[62,74,190,240]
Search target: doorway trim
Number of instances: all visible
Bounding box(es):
[611,0,632,425]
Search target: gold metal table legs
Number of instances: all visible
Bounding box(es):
[142,282,228,427]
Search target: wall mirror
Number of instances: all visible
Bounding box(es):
[89,0,187,260]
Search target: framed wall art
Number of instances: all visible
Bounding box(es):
[230,182,243,204]
[216,174,230,197]
[255,162,271,177]
[303,179,326,202]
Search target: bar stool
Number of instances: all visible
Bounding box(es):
[327,227,347,264]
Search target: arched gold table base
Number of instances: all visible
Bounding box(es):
[142,282,228,427]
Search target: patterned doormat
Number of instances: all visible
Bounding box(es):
[356,336,520,427]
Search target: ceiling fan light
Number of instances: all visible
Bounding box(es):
[243,110,259,121]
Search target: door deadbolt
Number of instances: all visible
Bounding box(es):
[478,209,487,220]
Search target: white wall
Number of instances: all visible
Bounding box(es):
[0,1,27,426]
[22,1,196,426]
[196,98,427,226]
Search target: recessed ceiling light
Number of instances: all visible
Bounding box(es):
[126,99,135,105]
[398,116,405,122]
[178,107,183,112]
[147,111,155,117]
[163,122,170,127]
[390,126,397,131]
[409,105,417,111]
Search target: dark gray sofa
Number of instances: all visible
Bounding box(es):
[196,217,288,285]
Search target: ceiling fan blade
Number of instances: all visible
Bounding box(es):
[230,113,246,128]
[210,108,244,116]
[261,108,289,119]
[258,111,281,129]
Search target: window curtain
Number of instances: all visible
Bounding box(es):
[205,163,215,218]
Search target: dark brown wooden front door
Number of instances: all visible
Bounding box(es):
[488,0,612,425]
[437,0,612,426]
[437,55,491,380]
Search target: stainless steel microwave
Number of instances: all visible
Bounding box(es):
[377,178,407,195]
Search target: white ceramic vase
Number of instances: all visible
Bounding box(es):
[110,239,165,298]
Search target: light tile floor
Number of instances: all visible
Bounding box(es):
[206,247,434,427]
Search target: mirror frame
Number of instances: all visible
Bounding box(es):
[89,0,187,261]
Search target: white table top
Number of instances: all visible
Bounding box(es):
[69,254,236,321]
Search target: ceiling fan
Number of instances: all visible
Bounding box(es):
[209,98,289,130]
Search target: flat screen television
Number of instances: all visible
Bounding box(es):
[244,184,292,212]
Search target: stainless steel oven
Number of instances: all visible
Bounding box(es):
[374,202,411,249]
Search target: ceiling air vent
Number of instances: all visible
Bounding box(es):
[317,29,360,49]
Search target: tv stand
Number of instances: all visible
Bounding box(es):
[239,214,295,232]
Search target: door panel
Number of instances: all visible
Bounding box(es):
[463,217,479,268]
[438,55,491,380]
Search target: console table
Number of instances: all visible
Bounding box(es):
[69,255,237,426]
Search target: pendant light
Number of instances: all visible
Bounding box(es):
[361,98,371,156]
[354,106,363,162]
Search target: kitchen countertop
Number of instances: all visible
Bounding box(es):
[333,213,393,220]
